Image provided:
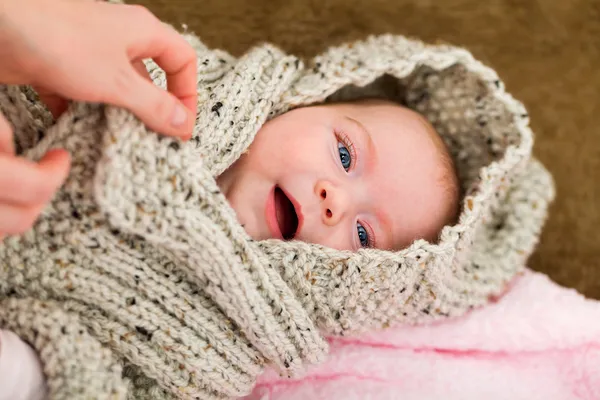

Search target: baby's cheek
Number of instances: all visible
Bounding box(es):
[264,141,302,173]
[232,198,260,240]
[299,219,353,251]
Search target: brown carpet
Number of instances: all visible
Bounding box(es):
[134,0,600,298]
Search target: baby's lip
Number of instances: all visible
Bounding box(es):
[264,185,304,240]
[278,186,304,239]
[265,186,284,240]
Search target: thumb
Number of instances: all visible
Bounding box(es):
[110,66,194,139]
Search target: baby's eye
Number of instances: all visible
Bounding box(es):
[338,142,351,171]
[357,222,370,247]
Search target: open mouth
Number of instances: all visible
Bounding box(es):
[274,186,299,240]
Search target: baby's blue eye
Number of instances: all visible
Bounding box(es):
[338,142,351,171]
[357,222,369,247]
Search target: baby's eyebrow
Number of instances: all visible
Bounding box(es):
[344,116,393,247]
[344,116,377,171]
[375,209,395,249]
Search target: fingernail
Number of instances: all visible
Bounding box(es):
[171,103,187,127]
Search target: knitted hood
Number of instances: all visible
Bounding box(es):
[258,35,556,334]
[0,31,553,400]
[173,33,555,335]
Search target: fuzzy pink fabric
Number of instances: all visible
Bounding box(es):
[244,270,600,400]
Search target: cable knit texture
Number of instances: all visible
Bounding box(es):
[0,21,553,400]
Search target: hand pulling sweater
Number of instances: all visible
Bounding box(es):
[0,23,554,400]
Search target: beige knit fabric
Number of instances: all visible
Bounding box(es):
[0,28,553,400]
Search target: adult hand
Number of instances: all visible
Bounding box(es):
[0,0,197,137]
[0,123,70,241]
[0,0,198,239]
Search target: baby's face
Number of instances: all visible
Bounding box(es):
[217,99,458,251]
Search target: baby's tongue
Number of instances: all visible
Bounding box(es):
[274,187,296,239]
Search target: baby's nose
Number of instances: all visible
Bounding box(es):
[315,180,349,226]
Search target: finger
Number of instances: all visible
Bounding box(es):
[148,25,197,116]
[108,64,194,139]
[35,87,69,119]
[0,113,15,154]
[0,149,70,205]
[124,8,197,115]
[0,201,45,235]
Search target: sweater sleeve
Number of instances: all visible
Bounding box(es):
[0,330,48,400]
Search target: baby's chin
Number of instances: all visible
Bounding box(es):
[225,198,270,242]
[241,219,269,241]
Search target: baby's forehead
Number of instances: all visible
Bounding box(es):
[338,98,455,185]
[339,99,437,133]
[307,98,444,153]
[330,99,429,125]
[326,97,403,110]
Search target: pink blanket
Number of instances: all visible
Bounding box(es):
[244,270,600,400]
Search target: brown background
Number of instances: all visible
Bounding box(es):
[135,0,600,298]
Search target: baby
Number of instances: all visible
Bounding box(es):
[0,98,460,399]
[218,98,460,251]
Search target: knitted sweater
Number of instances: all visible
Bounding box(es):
[0,29,554,399]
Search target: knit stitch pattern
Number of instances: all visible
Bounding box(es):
[0,27,553,400]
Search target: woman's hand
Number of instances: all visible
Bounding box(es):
[0,0,197,137]
[0,134,70,241]
[0,0,198,239]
